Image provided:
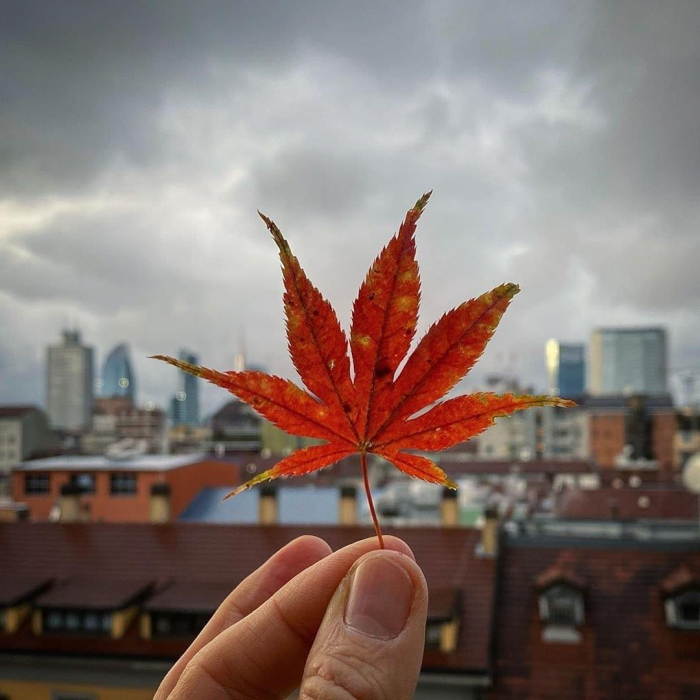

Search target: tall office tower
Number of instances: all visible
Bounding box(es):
[588,327,667,396]
[545,340,586,398]
[101,343,136,402]
[46,330,94,432]
[170,349,200,426]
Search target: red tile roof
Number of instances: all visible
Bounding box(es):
[555,487,699,520]
[492,538,700,699]
[0,576,51,606]
[437,459,597,476]
[535,564,586,591]
[0,522,495,674]
[35,577,153,610]
[145,580,237,613]
[661,565,700,594]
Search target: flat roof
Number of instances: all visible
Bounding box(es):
[15,453,209,472]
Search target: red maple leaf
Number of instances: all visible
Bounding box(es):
[152,193,573,546]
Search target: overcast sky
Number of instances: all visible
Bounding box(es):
[2,0,699,417]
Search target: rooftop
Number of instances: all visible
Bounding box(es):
[0,405,39,419]
[14,453,211,472]
[0,522,495,674]
[555,487,699,521]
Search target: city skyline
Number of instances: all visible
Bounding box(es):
[1,2,699,417]
[2,321,694,422]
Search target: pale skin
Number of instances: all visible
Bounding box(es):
[155,535,429,699]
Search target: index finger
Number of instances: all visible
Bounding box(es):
[168,535,415,699]
[155,535,332,699]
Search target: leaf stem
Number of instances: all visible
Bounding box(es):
[360,451,384,549]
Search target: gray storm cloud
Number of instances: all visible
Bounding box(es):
[1,0,698,413]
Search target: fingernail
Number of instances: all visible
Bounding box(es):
[344,554,414,640]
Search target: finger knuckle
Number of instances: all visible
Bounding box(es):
[301,645,390,700]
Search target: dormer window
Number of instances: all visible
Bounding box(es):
[540,583,584,626]
[424,589,461,653]
[665,589,700,630]
[538,582,585,643]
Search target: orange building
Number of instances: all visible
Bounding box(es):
[10,454,239,522]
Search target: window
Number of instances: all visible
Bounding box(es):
[539,583,584,643]
[25,473,50,494]
[151,611,210,638]
[69,473,95,493]
[540,584,584,626]
[425,621,442,649]
[43,608,111,635]
[110,472,137,495]
[666,589,700,630]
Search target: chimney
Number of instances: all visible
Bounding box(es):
[338,485,357,525]
[59,483,85,523]
[480,504,499,557]
[258,483,278,525]
[149,483,171,523]
[440,487,459,527]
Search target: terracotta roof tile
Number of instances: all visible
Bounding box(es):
[555,487,699,520]
[0,576,51,606]
[0,522,495,673]
[428,588,461,620]
[145,580,237,613]
[36,577,153,610]
[535,564,586,590]
[437,459,596,476]
[661,564,700,594]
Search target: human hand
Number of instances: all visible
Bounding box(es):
[155,535,428,699]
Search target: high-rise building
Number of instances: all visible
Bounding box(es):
[588,328,667,396]
[545,340,586,398]
[46,330,94,432]
[101,343,136,402]
[170,349,200,426]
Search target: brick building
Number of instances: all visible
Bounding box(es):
[587,395,676,475]
[10,454,238,522]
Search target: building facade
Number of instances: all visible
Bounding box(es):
[101,343,136,402]
[545,340,586,399]
[81,401,167,455]
[587,395,676,474]
[46,329,94,432]
[0,406,57,495]
[588,327,667,396]
[10,454,238,522]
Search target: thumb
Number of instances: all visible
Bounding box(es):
[300,549,428,700]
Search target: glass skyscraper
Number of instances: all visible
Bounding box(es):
[588,327,667,396]
[545,340,585,398]
[101,343,136,401]
[170,349,200,426]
